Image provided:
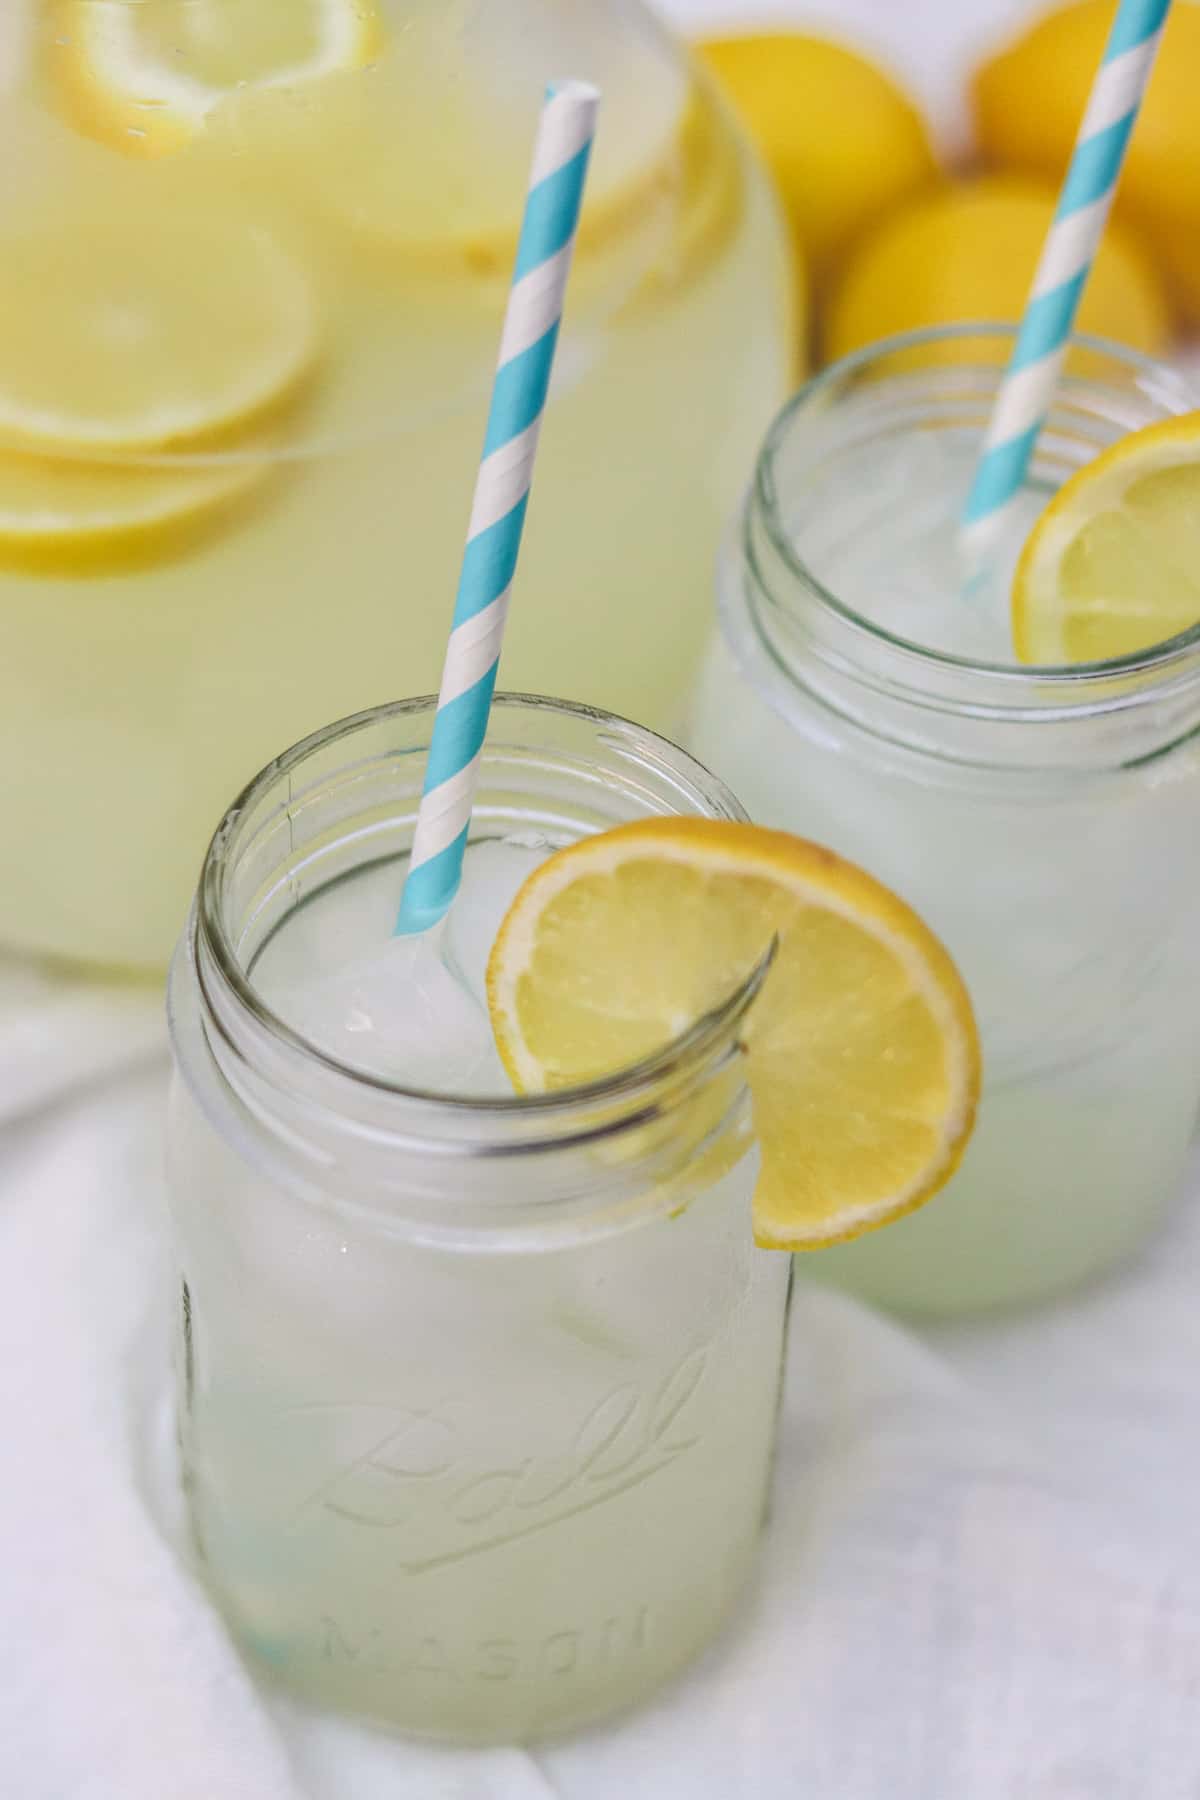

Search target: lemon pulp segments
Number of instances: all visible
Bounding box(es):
[0,211,315,456]
[487,820,980,1251]
[0,450,267,560]
[1012,411,1200,665]
[0,200,314,557]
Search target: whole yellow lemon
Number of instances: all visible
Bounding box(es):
[972,0,1200,322]
[697,33,937,292]
[825,176,1169,364]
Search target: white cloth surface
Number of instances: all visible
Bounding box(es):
[6,2,1200,1795]
[3,944,1200,1800]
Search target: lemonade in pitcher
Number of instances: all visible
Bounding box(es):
[0,1,791,969]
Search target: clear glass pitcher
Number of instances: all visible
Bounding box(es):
[0,1,793,969]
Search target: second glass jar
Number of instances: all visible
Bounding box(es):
[686,328,1200,1316]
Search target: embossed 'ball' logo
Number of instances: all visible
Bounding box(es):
[288,1347,710,1574]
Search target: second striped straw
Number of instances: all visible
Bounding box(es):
[397,80,599,936]
[962,0,1172,551]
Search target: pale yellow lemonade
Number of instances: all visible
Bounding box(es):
[0,1,792,968]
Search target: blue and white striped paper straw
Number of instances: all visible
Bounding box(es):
[962,0,1171,548]
[396,81,599,935]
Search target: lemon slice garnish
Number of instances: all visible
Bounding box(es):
[0,448,268,562]
[199,66,740,316]
[487,820,980,1251]
[1012,410,1200,664]
[48,0,382,159]
[0,207,316,453]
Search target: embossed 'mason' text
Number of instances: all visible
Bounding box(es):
[318,1605,653,1683]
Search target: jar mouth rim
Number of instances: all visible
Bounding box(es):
[756,321,1200,686]
[194,692,758,1134]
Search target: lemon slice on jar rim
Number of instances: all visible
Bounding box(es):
[1012,410,1200,665]
[487,819,980,1252]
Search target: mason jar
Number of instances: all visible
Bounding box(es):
[167,694,792,1743]
[686,327,1200,1317]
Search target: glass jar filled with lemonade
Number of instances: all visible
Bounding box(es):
[168,695,792,1742]
[0,1,792,969]
[686,329,1200,1316]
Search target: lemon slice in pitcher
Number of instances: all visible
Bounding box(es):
[1012,411,1200,664]
[48,0,382,159]
[0,449,267,562]
[0,208,316,453]
[487,820,980,1251]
